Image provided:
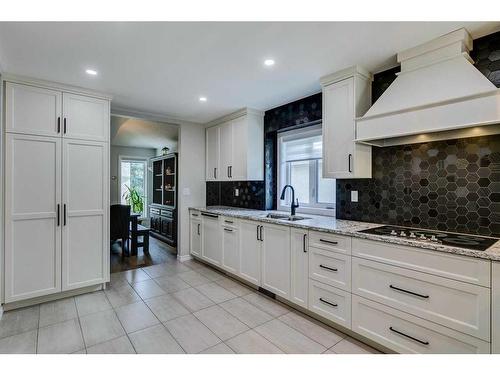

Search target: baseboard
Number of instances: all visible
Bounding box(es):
[177,254,192,262]
[2,284,103,311]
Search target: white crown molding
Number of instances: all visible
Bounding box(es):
[205,107,264,128]
[2,73,113,100]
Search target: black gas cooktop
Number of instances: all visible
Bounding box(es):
[359,225,498,251]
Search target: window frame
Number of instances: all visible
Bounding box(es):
[118,155,149,218]
[277,125,335,217]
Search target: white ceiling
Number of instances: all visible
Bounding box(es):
[110,115,178,150]
[0,22,499,123]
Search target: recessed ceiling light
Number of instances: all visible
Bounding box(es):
[199,96,207,102]
[85,69,98,76]
[264,59,275,67]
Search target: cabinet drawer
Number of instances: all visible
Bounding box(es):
[352,257,490,341]
[221,216,238,229]
[309,247,351,291]
[352,238,490,287]
[308,280,351,329]
[308,231,351,255]
[352,295,490,354]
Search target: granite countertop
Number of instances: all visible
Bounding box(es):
[189,206,500,262]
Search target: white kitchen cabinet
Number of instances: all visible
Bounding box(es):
[62,93,109,142]
[190,213,202,257]
[290,228,309,308]
[321,66,372,179]
[62,139,108,291]
[221,219,240,274]
[4,134,62,302]
[201,213,222,266]
[206,125,220,181]
[205,108,264,181]
[309,279,352,329]
[3,79,111,305]
[493,262,500,354]
[5,82,62,137]
[239,219,261,285]
[261,223,291,299]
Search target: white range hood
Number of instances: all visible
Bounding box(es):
[356,28,500,146]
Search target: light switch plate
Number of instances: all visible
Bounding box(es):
[234,188,239,197]
[351,190,358,202]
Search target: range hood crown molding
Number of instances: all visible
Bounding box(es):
[356,28,500,147]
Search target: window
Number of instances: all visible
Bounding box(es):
[119,157,148,216]
[278,126,335,215]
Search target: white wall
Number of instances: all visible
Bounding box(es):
[110,145,157,207]
[177,122,206,260]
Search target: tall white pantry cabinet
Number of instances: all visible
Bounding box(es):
[2,78,111,305]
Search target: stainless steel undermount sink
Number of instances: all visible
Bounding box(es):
[265,213,309,221]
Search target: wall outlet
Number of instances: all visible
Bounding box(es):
[351,190,358,202]
[182,188,191,196]
[234,188,239,197]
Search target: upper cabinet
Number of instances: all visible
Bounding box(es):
[5,81,109,142]
[6,83,62,137]
[205,108,264,181]
[321,66,372,179]
[62,93,109,142]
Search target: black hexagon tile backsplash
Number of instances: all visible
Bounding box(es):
[336,135,500,237]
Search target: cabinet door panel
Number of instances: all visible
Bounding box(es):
[322,77,354,178]
[190,218,202,257]
[239,220,261,285]
[63,93,109,141]
[230,116,247,180]
[6,82,62,137]
[201,215,222,265]
[290,229,308,308]
[62,139,108,290]
[4,134,62,302]
[261,224,291,298]
[219,122,232,180]
[222,226,239,274]
[206,126,220,181]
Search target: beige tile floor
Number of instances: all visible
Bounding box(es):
[0,256,381,354]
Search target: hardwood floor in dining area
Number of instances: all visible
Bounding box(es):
[111,237,177,274]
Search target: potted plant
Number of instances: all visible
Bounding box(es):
[122,185,144,214]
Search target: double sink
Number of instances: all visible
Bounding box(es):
[265,213,309,221]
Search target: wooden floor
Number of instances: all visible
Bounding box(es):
[110,236,177,274]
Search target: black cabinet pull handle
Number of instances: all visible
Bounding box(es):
[63,204,67,226]
[57,117,61,133]
[348,153,352,173]
[390,285,429,299]
[319,297,337,307]
[259,225,263,241]
[319,264,338,272]
[201,212,218,218]
[303,233,307,253]
[197,223,200,235]
[63,118,67,134]
[224,228,233,232]
[224,220,233,224]
[57,204,60,226]
[256,225,260,241]
[319,239,338,245]
[213,168,217,179]
[229,166,232,178]
[192,213,199,217]
[389,327,429,346]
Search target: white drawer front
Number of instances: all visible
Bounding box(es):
[309,247,351,291]
[221,216,238,229]
[308,280,351,329]
[308,231,351,255]
[352,257,490,341]
[352,238,490,287]
[352,295,490,354]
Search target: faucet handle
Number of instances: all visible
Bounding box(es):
[295,198,299,208]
